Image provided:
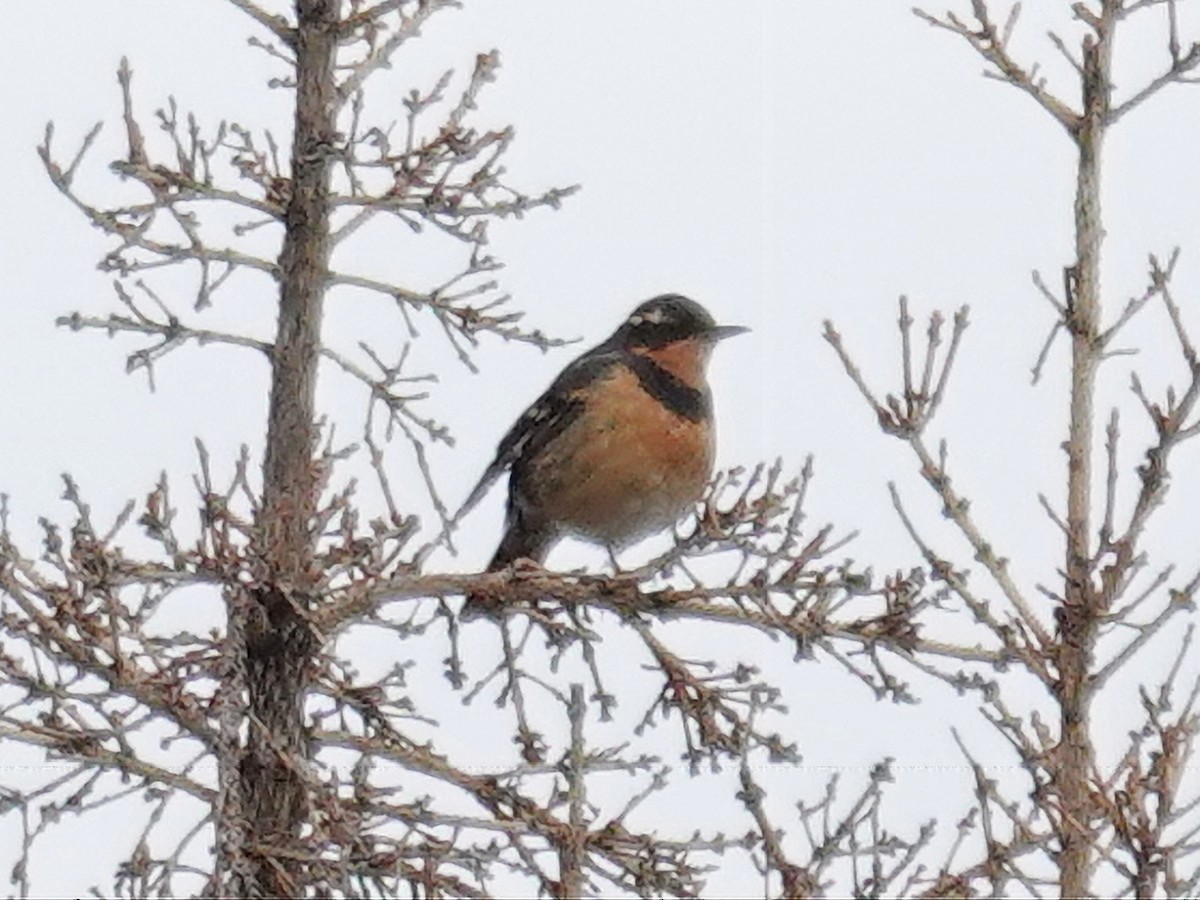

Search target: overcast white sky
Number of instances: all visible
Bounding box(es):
[3,1,1200,895]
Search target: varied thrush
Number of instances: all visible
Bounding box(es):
[461,294,748,615]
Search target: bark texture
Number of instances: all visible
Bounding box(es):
[231,2,338,895]
[1057,10,1116,898]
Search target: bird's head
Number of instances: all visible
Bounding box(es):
[616,294,748,349]
[616,294,748,386]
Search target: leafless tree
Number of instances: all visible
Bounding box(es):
[827,1,1200,896]
[1,1,1199,898]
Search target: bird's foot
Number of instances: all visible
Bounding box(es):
[461,558,547,620]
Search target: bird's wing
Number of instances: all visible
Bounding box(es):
[455,349,622,522]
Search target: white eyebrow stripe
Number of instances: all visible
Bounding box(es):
[630,307,669,327]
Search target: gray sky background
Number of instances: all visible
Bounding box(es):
[2,1,1200,894]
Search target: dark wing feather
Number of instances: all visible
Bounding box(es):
[456,347,622,522]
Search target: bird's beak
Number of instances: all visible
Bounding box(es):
[705,324,750,341]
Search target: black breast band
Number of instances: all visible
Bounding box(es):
[625,354,711,423]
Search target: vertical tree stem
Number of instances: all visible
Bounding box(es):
[1058,7,1115,898]
[226,1,339,895]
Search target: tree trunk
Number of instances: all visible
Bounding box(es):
[229,1,339,895]
[1057,10,1114,898]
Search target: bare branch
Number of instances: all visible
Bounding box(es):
[225,0,295,46]
[912,3,1079,132]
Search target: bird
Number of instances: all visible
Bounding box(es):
[459,293,748,616]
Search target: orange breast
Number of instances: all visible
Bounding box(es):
[531,366,714,546]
